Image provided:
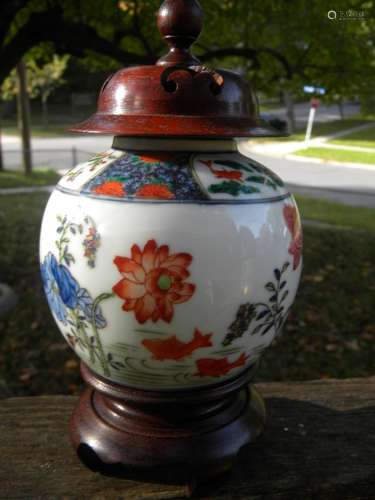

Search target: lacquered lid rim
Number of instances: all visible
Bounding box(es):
[69,113,287,138]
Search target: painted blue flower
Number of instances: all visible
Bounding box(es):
[41,252,80,324]
[41,252,107,328]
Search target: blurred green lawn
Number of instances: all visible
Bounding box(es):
[294,147,375,164]
[0,193,374,396]
[0,169,60,188]
[329,125,375,149]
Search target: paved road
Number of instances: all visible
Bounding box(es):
[2,135,112,171]
[239,148,375,208]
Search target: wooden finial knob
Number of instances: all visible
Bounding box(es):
[157,0,203,66]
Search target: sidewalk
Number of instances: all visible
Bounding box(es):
[0,185,54,195]
[243,122,375,159]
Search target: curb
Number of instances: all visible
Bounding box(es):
[0,185,54,195]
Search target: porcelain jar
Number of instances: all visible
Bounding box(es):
[40,137,302,390]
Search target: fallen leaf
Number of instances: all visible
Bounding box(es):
[64,359,78,371]
[344,339,360,351]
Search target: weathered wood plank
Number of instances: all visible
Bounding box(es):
[0,378,374,499]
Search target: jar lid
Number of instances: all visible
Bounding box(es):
[70,0,285,138]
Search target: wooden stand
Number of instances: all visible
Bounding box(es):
[69,363,266,482]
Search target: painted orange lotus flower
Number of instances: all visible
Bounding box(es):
[142,328,212,361]
[113,239,195,324]
[283,204,303,270]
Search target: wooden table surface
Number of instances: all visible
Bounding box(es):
[1,377,374,499]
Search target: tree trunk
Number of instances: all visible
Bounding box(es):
[0,128,4,172]
[42,95,49,128]
[338,100,345,119]
[282,89,296,133]
[16,60,32,176]
[0,104,4,172]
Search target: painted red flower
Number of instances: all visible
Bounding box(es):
[93,181,125,197]
[135,184,175,199]
[113,239,195,324]
[283,204,303,270]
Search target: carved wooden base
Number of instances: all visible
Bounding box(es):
[69,362,266,483]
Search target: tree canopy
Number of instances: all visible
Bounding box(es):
[1,0,374,102]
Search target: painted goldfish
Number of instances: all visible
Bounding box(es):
[195,352,248,377]
[142,328,212,361]
[200,160,243,181]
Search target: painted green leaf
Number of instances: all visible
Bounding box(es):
[281,290,289,302]
[262,323,273,335]
[208,181,243,196]
[252,324,264,335]
[256,309,269,320]
[246,175,266,184]
[240,184,261,194]
[281,262,290,273]
[265,180,277,190]
[250,163,262,173]
[269,173,284,186]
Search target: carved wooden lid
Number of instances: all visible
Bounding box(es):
[70,0,284,138]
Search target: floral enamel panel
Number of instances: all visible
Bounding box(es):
[191,153,287,201]
[80,152,207,201]
[58,149,125,191]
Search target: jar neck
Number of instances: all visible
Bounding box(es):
[112,136,237,152]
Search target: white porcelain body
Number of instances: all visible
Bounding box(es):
[40,139,302,389]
